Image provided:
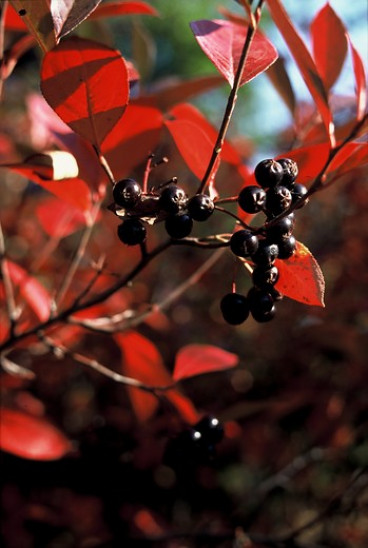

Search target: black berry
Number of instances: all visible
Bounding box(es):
[251,240,279,266]
[278,158,299,186]
[195,416,224,444]
[254,159,284,189]
[266,214,295,240]
[187,194,214,221]
[220,293,249,325]
[113,178,142,209]
[159,184,187,214]
[165,214,193,239]
[291,183,309,208]
[230,230,259,258]
[117,218,146,246]
[238,185,266,213]
[277,235,296,259]
[264,185,292,217]
[247,287,275,314]
[252,265,279,288]
[251,304,276,323]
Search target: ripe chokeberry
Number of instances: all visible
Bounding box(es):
[247,287,275,314]
[113,178,142,209]
[264,185,292,217]
[220,293,249,325]
[238,185,266,213]
[252,265,279,289]
[195,416,224,444]
[188,194,214,221]
[159,184,187,214]
[251,240,279,267]
[266,214,295,240]
[165,214,193,239]
[254,159,284,189]
[278,158,299,186]
[117,218,146,246]
[251,303,276,323]
[277,235,296,259]
[291,183,309,208]
[230,230,259,258]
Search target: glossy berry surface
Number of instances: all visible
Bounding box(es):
[117,218,146,246]
[291,184,309,208]
[220,293,249,325]
[188,194,214,221]
[195,416,224,444]
[277,235,296,259]
[238,185,266,213]
[159,184,187,214]
[247,287,275,314]
[265,185,292,217]
[230,230,259,258]
[251,303,276,323]
[266,214,295,240]
[254,159,284,189]
[113,178,142,209]
[278,158,299,186]
[252,265,279,288]
[165,214,193,239]
[251,240,279,266]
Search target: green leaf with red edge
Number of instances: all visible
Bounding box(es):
[1,164,92,212]
[9,0,56,51]
[348,37,367,121]
[275,241,325,307]
[266,0,335,148]
[7,260,51,321]
[90,1,159,19]
[0,408,72,460]
[36,197,87,238]
[173,344,239,382]
[115,332,198,423]
[311,4,348,90]
[41,37,129,149]
[190,19,278,87]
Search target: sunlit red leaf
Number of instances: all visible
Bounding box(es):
[90,1,159,19]
[173,344,239,382]
[9,0,56,51]
[348,38,367,121]
[4,3,28,31]
[0,408,72,460]
[311,4,348,90]
[7,260,51,321]
[327,142,368,179]
[275,241,325,307]
[276,143,330,184]
[267,0,335,148]
[36,197,87,238]
[190,19,278,87]
[41,37,129,149]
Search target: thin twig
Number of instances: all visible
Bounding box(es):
[93,145,116,185]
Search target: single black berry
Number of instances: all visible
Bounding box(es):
[268,286,284,302]
[220,293,249,325]
[165,214,193,239]
[159,184,187,214]
[254,159,284,189]
[266,214,295,240]
[187,194,214,221]
[252,265,279,288]
[278,158,299,187]
[238,185,266,213]
[113,178,142,209]
[247,287,275,314]
[277,235,296,259]
[251,240,279,266]
[195,416,224,444]
[264,185,292,217]
[251,304,276,323]
[291,183,309,209]
[230,230,259,258]
[117,218,146,246]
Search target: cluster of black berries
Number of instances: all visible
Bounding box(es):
[113,178,215,245]
[221,158,308,325]
[165,415,224,466]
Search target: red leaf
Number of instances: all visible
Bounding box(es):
[267,0,335,148]
[90,1,159,19]
[173,344,239,382]
[311,4,348,90]
[4,4,28,31]
[0,408,71,460]
[348,38,367,121]
[36,198,87,238]
[276,143,330,184]
[7,261,51,321]
[9,0,57,51]
[1,34,35,80]
[190,19,278,87]
[275,241,325,307]
[327,142,368,178]
[41,37,129,149]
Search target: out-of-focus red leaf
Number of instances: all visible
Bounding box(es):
[7,261,51,321]
[0,408,71,460]
[41,37,129,149]
[266,57,296,114]
[36,198,87,238]
[9,0,56,51]
[267,0,335,148]
[311,4,348,90]
[165,390,200,425]
[275,241,325,307]
[173,344,239,382]
[348,38,367,121]
[4,3,28,31]
[190,19,278,87]
[50,0,102,40]
[90,1,159,19]
[1,163,92,212]
[327,142,368,178]
[1,34,35,80]
[102,102,163,180]
[276,143,330,184]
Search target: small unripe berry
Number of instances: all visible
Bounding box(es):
[254,159,284,189]
[113,178,142,209]
[159,184,187,214]
[238,185,266,213]
[230,230,259,258]
[188,194,214,221]
[165,214,193,239]
[220,293,249,325]
[117,218,146,246]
